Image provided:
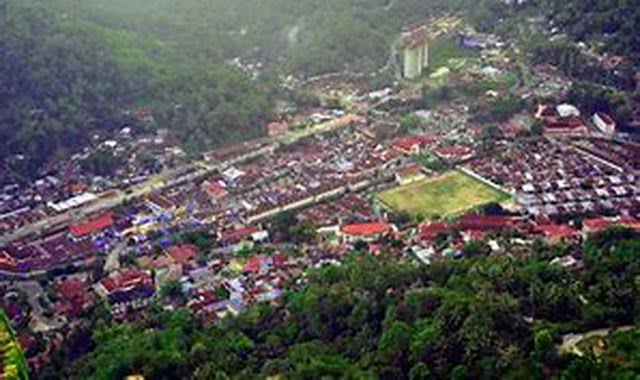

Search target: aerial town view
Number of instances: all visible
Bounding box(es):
[1,0,640,379]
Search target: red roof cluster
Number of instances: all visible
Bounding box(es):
[69,212,113,237]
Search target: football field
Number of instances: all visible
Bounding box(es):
[377,170,510,219]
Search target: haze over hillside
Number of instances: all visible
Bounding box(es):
[2,1,640,379]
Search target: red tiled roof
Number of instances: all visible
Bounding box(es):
[272,254,288,267]
[201,180,227,198]
[536,224,577,241]
[396,164,424,178]
[618,216,640,231]
[101,269,152,293]
[417,222,449,240]
[220,226,260,244]
[456,215,517,232]
[341,222,390,236]
[243,256,263,273]
[583,217,612,232]
[168,244,198,265]
[69,212,113,237]
[392,134,435,152]
[57,278,88,299]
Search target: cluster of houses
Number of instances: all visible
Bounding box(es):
[467,139,640,217]
[0,121,182,235]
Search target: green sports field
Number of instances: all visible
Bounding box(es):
[377,170,510,219]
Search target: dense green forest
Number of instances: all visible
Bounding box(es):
[535,0,640,61]
[42,228,640,379]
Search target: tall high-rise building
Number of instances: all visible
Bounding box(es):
[402,26,429,80]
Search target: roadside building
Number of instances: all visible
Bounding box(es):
[340,222,391,242]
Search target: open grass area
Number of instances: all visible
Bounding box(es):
[1,310,29,380]
[426,37,478,75]
[377,170,510,219]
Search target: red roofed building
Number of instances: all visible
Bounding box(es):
[583,217,613,233]
[201,180,228,200]
[55,278,94,319]
[544,116,588,136]
[395,164,426,185]
[243,256,265,273]
[416,222,449,242]
[219,226,260,246]
[69,212,114,238]
[455,215,518,232]
[341,222,391,242]
[618,216,640,231]
[167,244,198,265]
[0,249,16,271]
[392,134,435,155]
[97,269,154,304]
[536,224,577,243]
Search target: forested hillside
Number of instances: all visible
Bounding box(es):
[44,229,640,379]
[535,0,640,61]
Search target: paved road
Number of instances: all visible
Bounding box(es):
[104,241,128,273]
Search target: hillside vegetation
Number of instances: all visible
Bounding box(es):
[47,229,640,379]
[1,310,29,380]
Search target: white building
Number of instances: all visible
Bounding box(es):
[592,112,616,135]
[402,26,429,80]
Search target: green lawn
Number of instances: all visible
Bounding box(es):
[426,37,478,75]
[377,171,510,219]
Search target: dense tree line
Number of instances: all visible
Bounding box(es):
[40,228,640,379]
[535,0,640,62]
